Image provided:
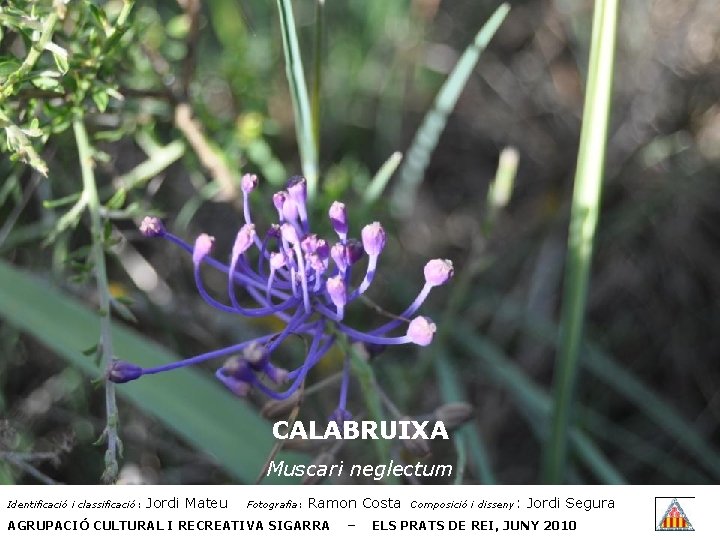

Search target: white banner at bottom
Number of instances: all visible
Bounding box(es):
[0,485,716,539]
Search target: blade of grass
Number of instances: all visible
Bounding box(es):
[311,0,325,160]
[449,323,625,484]
[545,0,619,483]
[390,3,510,216]
[435,349,495,484]
[276,0,319,199]
[363,151,403,206]
[581,408,709,483]
[467,293,720,481]
[0,260,307,483]
[585,346,720,480]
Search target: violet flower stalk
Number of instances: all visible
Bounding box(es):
[115,174,453,422]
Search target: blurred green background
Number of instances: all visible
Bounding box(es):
[0,0,719,484]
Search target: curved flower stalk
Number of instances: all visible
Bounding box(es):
[110,174,453,422]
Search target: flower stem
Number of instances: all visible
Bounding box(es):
[73,118,121,483]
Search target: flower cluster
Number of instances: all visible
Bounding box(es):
[110,175,453,422]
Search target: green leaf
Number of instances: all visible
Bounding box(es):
[31,76,61,91]
[276,0,318,199]
[449,323,626,484]
[52,49,69,74]
[363,151,403,206]
[92,88,109,113]
[0,59,22,78]
[0,260,307,483]
[391,4,510,216]
[87,3,110,33]
[1,111,49,177]
[106,187,126,210]
[45,41,69,74]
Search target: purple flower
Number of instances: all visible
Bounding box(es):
[108,360,143,383]
[192,233,214,266]
[241,173,258,193]
[232,224,256,264]
[115,175,452,421]
[139,216,165,237]
[326,275,347,319]
[328,201,348,238]
[286,175,307,207]
[272,191,287,215]
[361,222,385,257]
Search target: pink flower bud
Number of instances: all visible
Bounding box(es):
[272,191,287,213]
[308,253,328,272]
[139,216,165,237]
[407,316,436,346]
[282,198,298,221]
[424,259,454,286]
[269,251,287,270]
[331,243,348,272]
[361,222,386,256]
[286,175,307,205]
[241,173,258,193]
[329,201,348,236]
[280,223,299,245]
[192,233,215,266]
[301,234,318,254]
[232,224,256,262]
[326,275,347,308]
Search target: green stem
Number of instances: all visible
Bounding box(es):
[0,11,59,101]
[340,336,396,483]
[100,0,136,55]
[544,0,619,483]
[311,0,325,159]
[73,118,121,483]
[276,0,319,199]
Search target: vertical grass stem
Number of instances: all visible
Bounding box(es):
[544,0,619,483]
[276,0,319,200]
